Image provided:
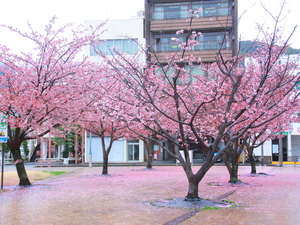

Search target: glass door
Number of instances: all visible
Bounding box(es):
[128,141,139,161]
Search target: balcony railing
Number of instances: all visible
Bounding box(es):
[152,41,230,52]
[152,7,229,20]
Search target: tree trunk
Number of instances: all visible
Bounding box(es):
[249,154,257,174]
[144,139,153,169]
[146,154,153,169]
[7,126,31,186]
[184,147,218,200]
[222,150,231,172]
[102,152,109,175]
[15,162,31,186]
[186,178,200,201]
[229,161,239,183]
[247,146,257,174]
[12,148,31,186]
[222,147,240,183]
[100,135,113,175]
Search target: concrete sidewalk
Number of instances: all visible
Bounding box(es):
[0,165,299,225]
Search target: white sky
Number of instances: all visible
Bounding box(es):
[238,0,299,48]
[0,0,299,53]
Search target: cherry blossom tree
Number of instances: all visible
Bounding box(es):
[83,2,300,200]
[82,117,128,175]
[219,0,300,180]
[218,36,299,183]
[223,108,299,182]
[0,17,104,185]
[221,101,299,182]
[243,114,298,174]
[244,128,275,174]
[97,19,299,201]
[78,73,135,175]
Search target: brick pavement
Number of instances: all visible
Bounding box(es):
[0,165,299,225]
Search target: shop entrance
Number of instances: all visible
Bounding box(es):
[272,137,288,161]
[128,141,139,161]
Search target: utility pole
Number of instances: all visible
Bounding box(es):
[261,144,264,166]
[279,137,283,167]
[1,143,4,189]
[89,130,92,168]
[0,115,8,189]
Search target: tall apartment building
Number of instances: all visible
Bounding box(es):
[142,0,239,161]
[144,0,238,63]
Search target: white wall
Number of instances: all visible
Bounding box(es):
[85,136,125,163]
[254,122,300,161]
[84,17,145,64]
[291,136,300,161]
[254,139,272,157]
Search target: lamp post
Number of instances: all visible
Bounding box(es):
[89,130,92,168]
[1,143,4,189]
[279,137,283,167]
[0,115,8,189]
[261,144,264,166]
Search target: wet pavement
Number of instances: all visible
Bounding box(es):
[0,165,299,224]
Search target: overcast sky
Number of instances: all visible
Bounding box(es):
[0,0,299,53]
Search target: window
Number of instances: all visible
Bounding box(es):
[195,32,230,50]
[153,2,189,20]
[91,39,138,56]
[153,34,185,52]
[152,32,230,52]
[200,1,229,17]
[155,65,205,86]
[152,1,229,20]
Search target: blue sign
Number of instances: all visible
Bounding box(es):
[0,137,8,143]
[0,115,7,143]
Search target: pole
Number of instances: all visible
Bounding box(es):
[40,137,44,167]
[261,144,264,166]
[1,143,4,189]
[279,137,283,167]
[81,129,85,164]
[75,132,78,164]
[48,134,51,167]
[89,130,92,168]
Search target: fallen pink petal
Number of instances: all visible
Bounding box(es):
[1,165,300,224]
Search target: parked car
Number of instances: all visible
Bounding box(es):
[204,152,222,162]
[246,154,259,163]
[214,152,222,162]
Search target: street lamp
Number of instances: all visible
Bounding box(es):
[89,130,92,168]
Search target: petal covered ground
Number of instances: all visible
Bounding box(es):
[0,165,299,225]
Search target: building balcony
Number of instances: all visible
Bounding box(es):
[152,40,230,53]
[150,16,233,32]
[150,49,233,63]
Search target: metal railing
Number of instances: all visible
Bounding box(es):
[35,158,65,167]
[152,7,229,20]
[152,41,230,52]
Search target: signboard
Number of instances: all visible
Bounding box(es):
[0,115,7,143]
[275,131,289,136]
[291,123,300,135]
[0,137,7,142]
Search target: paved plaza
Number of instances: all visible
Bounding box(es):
[0,165,300,224]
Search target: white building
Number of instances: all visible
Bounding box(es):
[254,54,300,164]
[253,123,300,164]
[84,13,146,163]
[84,13,145,65]
[85,135,144,163]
